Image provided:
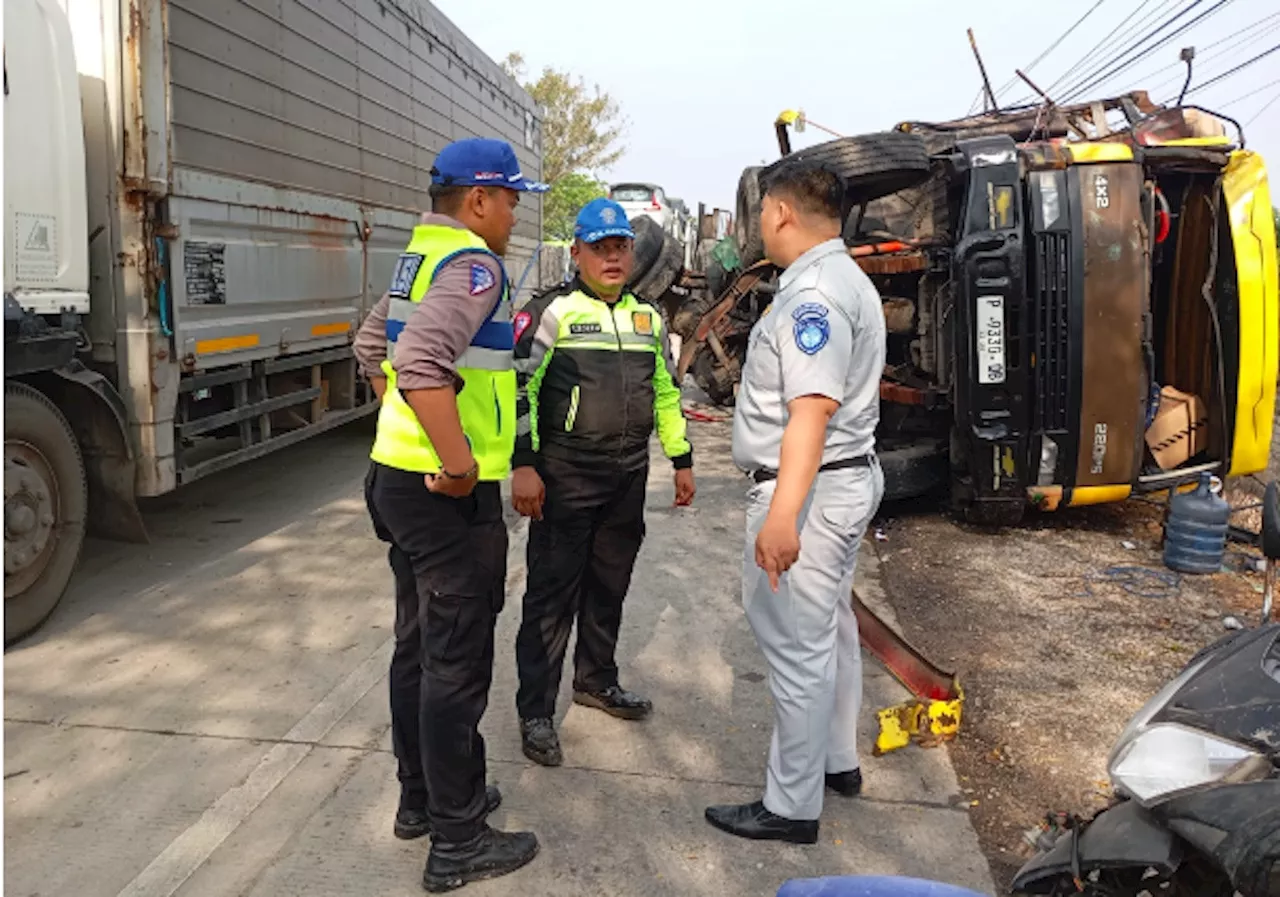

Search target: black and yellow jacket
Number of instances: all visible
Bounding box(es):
[512,278,692,472]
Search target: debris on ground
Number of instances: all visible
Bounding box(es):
[876,494,1267,891]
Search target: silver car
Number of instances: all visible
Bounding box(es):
[609,182,674,235]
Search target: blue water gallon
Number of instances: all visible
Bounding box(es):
[1164,473,1230,574]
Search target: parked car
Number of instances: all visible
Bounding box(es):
[610,182,675,235]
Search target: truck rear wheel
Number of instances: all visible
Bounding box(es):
[5,382,87,644]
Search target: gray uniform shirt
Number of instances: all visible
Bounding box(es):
[731,238,886,472]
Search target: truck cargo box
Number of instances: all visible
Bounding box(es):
[59,0,544,494]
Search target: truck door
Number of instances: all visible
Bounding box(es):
[2,0,90,314]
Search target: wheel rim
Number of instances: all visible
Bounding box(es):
[5,439,61,598]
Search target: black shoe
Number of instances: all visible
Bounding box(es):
[519,717,563,767]
[572,685,653,720]
[394,786,503,840]
[423,827,539,892]
[704,800,819,844]
[826,768,863,798]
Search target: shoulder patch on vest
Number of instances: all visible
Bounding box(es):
[513,310,533,343]
[389,253,424,299]
[469,262,497,296]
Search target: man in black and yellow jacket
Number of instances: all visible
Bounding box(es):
[511,198,696,766]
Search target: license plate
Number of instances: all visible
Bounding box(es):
[976,295,1006,385]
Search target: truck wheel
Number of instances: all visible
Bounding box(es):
[5,382,87,644]
[734,167,765,266]
[632,235,684,303]
[628,216,665,286]
[691,349,740,407]
[765,132,931,206]
[879,441,949,503]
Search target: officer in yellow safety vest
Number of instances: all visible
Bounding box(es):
[510,198,696,768]
[354,137,546,892]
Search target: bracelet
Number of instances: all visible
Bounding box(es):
[439,461,479,480]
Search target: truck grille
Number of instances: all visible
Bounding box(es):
[1033,233,1070,431]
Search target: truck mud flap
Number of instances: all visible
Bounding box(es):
[851,589,964,755]
[50,364,148,544]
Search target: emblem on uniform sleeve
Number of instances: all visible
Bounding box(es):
[792,302,830,355]
[513,310,533,342]
[469,263,496,296]
[631,311,653,336]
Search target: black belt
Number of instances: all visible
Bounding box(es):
[750,454,873,484]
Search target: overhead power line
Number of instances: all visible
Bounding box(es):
[994,0,1108,100]
[1131,11,1280,92]
[1061,0,1235,102]
[1216,77,1280,108]
[1037,0,1167,99]
[1244,89,1280,125]
[1181,41,1280,98]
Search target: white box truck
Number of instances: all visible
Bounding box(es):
[4,0,544,642]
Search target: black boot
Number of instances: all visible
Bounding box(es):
[704,800,818,844]
[394,786,503,840]
[423,827,539,892]
[825,768,863,798]
[572,685,652,721]
[519,717,563,767]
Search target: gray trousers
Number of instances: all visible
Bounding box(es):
[743,463,884,820]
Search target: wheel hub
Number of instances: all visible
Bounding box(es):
[5,442,60,596]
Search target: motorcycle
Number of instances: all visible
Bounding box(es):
[1013,483,1280,897]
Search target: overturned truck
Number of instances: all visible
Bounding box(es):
[673,94,1278,525]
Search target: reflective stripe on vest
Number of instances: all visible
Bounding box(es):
[370,224,516,480]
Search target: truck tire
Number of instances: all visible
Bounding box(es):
[691,349,740,407]
[706,258,729,299]
[734,167,766,266]
[5,381,88,644]
[628,215,665,286]
[765,132,931,206]
[879,441,949,503]
[632,234,684,303]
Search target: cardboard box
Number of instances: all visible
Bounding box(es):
[1145,386,1209,470]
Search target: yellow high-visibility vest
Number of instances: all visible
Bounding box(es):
[370,224,516,481]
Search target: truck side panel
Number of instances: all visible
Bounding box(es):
[164,0,541,241]
[65,0,543,496]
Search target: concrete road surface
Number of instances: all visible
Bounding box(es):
[4,417,994,897]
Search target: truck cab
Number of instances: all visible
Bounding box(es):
[947,132,1277,523]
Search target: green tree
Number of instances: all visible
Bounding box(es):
[542,172,607,242]
[502,53,626,234]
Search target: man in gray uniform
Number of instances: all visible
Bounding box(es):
[705,161,886,844]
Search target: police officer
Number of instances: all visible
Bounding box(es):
[704,161,886,843]
[510,198,696,766]
[355,137,545,891]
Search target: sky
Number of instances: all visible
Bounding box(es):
[434,0,1280,211]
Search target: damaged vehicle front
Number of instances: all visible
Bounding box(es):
[675,94,1278,525]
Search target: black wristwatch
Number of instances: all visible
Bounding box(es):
[439,461,479,480]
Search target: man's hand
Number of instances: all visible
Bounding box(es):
[512,466,546,519]
[370,376,388,401]
[425,462,478,498]
[674,468,696,506]
[755,511,801,592]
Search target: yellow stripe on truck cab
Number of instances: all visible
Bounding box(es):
[1223,150,1279,476]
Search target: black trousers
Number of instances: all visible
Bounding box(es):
[515,455,648,720]
[365,463,506,844]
